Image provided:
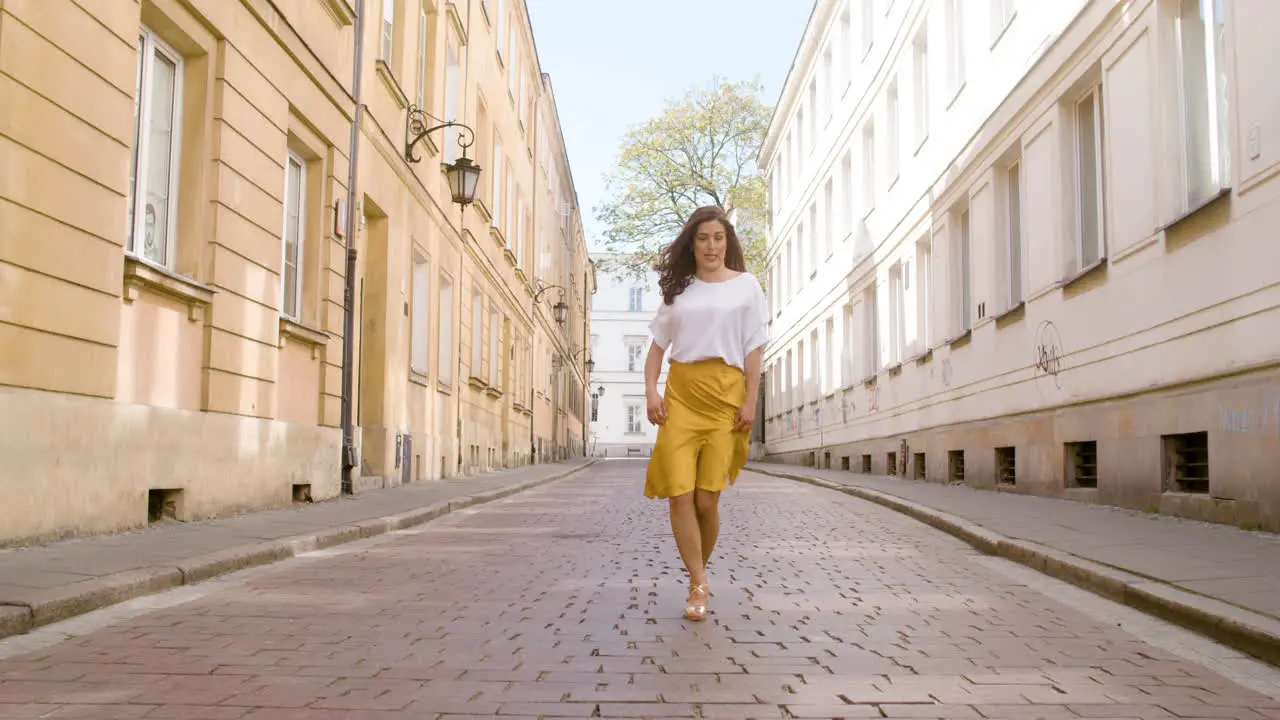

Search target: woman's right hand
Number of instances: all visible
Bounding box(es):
[647,390,668,426]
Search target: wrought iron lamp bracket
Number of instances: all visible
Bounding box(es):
[405,104,476,164]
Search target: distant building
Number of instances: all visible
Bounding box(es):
[762,0,1280,530]
[587,257,668,457]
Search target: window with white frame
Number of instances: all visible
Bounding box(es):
[841,152,853,239]
[991,0,1016,42]
[381,0,395,61]
[1074,87,1104,270]
[491,137,503,224]
[797,223,807,283]
[808,204,818,274]
[785,348,794,409]
[913,28,929,147]
[626,338,644,372]
[954,208,972,334]
[508,40,519,99]
[489,309,501,387]
[797,339,807,404]
[128,28,183,269]
[1173,0,1229,213]
[506,172,515,233]
[861,122,875,214]
[860,0,875,59]
[864,284,879,377]
[590,394,598,422]
[411,255,430,374]
[808,80,818,152]
[946,0,966,96]
[809,329,819,402]
[838,8,851,90]
[281,152,305,319]
[823,317,835,396]
[842,303,854,387]
[415,9,429,109]
[889,263,905,364]
[625,400,644,434]
[438,276,454,385]
[443,32,461,162]
[471,290,484,376]
[1004,161,1024,307]
[516,195,525,263]
[796,106,805,160]
[496,0,507,60]
[886,80,901,184]
[823,178,835,257]
[915,238,932,348]
[822,49,833,120]
[628,287,643,312]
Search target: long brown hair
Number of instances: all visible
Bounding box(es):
[655,206,746,305]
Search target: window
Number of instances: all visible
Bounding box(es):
[861,123,875,214]
[516,195,525,260]
[128,28,183,269]
[947,0,966,96]
[913,28,929,147]
[889,264,905,364]
[822,50,833,119]
[809,329,819,401]
[1074,88,1104,269]
[797,340,807,404]
[841,152,853,239]
[838,8,852,88]
[281,152,305,319]
[1005,162,1023,307]
[415,9,429,109]
[626,401,644,434]
[796,107,805,160]
[506,172,515,234]
[955,209,972,334]
[438,276,454,385]
[590,394,599,422]
[1174,0,1229,212]
[785,348,794,409]
[380,0,395,61]
[842,303,854,387]
[823,317,834,395]
[471,290,484,376]
[864,285,879,377]
[491,138,503,226]
[626,339,644,372]
[411,256,430,373]
[915,238,932,348]
[797,223,807,283]
[489,310,501,387]
[991,0,1016,41]
[808,204,818,274]
[443,33,461,162]
[508,41,519,99]
[808,80,818,151]
[628,287,643,312]
[886,80,900,184]
[496,0,507,60]
[823,179,835,257]
[860,0,874,58]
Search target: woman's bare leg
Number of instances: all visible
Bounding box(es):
[694,488,721,568]
[668,492,706,586]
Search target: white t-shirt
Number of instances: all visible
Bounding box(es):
[648,273,770,371]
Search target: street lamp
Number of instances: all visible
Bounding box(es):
[404,105,481,207]
[534,281,570,327]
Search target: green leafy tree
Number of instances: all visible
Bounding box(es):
[595,77,771,284]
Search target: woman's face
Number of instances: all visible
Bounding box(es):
[692,219,728,273]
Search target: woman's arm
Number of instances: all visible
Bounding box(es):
[645,341,668,425]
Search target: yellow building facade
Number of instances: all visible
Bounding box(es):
[0,0,591,545]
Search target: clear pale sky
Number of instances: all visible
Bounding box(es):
[525,0,815,251]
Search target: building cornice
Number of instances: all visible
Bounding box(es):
[761,0,839,166]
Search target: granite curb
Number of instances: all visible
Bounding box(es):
[753,465,1280,667]
[0,461,594,641]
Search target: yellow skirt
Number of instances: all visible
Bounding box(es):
[644,359,750,499]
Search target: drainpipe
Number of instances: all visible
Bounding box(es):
[340,0,367,494]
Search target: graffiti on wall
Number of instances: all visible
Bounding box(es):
[1220,394,1280,438]
[868,384,880,413]
[940,358,953,388]
[1033,320,1064,392]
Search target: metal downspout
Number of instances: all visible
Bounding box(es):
[340,0,367,494]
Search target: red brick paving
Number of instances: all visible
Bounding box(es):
[0,462,1277,718]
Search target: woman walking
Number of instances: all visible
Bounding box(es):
[644,205,769,622]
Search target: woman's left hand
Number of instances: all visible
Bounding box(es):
[734,403,755,433]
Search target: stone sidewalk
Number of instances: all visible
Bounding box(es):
[0,459,593,641]
[750,463,1280,665]
[1,463,1277,718]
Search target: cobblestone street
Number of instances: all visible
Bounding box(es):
[0,462,1277,719]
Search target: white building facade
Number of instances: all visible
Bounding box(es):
[762,0,1280,531]
[587,257,669,457]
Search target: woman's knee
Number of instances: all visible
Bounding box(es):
[669,491,696,511]
[693,489,720,514]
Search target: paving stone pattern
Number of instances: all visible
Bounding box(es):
[0,462,1277,719]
